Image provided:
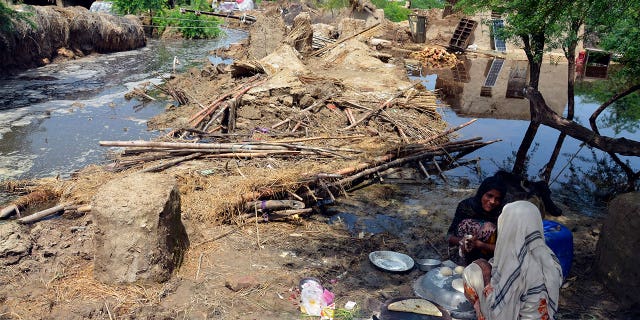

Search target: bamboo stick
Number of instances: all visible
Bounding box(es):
[243,200,305,211]
[139,152,203,173]
[18,203,71,224]
[0,204,18,218]
[190,75,263,126]
[270,135,365,144]
[340,83,418,131]
[332,140,499,188]
[202,151,301,158]
[100,140,291,151]
[311,23,381,57]
[265,208,313,220]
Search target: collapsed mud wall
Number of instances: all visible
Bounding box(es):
[0,5,145,75]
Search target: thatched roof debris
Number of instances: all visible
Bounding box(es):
[0,5,145,75]
[284,12,313,53]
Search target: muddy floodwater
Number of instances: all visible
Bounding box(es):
[0,28,246,183]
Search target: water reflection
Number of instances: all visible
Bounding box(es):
[410,57,639,216]
[328,212,405,236]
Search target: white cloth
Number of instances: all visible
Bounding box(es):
[236,0,254,11]
[463,201,563,320]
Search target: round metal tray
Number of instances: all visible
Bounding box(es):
[369,251,415,272]
[412,267,475,319]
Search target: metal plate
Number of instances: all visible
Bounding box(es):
[369,251,415,272]
[412,268,475,319]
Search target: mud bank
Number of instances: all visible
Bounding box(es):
[0,5,145,75]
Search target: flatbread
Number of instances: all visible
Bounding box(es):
[387,299,443,317]
[452,278,464,293]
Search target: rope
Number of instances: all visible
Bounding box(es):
[549,142,586,186]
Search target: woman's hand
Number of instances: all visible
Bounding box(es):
[460,235,477,253]
[470,239,496,254]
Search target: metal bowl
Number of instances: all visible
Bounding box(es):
[369,251,415,272]
[416,258,442,272]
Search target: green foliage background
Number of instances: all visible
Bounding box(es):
[0,2,33,33]
[112,0,166,15]
[113,0,222,39]
[575,72,640,134]
[371,0,411,22]
[410,0,445,9]
[153,10,222,39]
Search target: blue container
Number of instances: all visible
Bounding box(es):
[543,220,573,278]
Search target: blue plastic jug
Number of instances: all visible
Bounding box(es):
[543,220,573,279]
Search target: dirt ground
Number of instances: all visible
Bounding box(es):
[0,2,638,320]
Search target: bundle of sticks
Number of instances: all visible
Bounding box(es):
[231,119,499,223]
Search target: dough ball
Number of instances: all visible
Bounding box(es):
[440,266,453,276]
[454,266,465,274]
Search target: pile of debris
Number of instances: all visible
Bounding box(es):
[410,46,458,69]
[1,5,497,226]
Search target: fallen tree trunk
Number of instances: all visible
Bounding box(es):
[525,87,640,156]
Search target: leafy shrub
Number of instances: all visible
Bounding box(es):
[153,8,222,39]
[0,2,33,32]
[371,0,411,22]
[410,0,445,9]
[112,0,166,15]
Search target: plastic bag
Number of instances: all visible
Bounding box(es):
[236,0,254,11]
[300,282,326,316]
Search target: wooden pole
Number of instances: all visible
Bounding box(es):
[18,203,71,224]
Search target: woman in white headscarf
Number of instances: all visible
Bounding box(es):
[461,200,563,320]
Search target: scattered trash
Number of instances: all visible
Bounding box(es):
[344,301,357,310]
[199,169,216,176]
[279,251,297,258]
[299,277,335,318]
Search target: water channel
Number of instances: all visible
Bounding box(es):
[0,28,245,182]
[1,30,637,217]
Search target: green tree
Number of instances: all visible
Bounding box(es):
[410,0,445,10]
[454,0,640,187]
[153,9,222,39]
[370,0,411,22]
[455,0,568,175]
[154,0,222,39]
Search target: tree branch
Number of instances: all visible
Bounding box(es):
[588,83,640,135]
[525,87,640,156]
